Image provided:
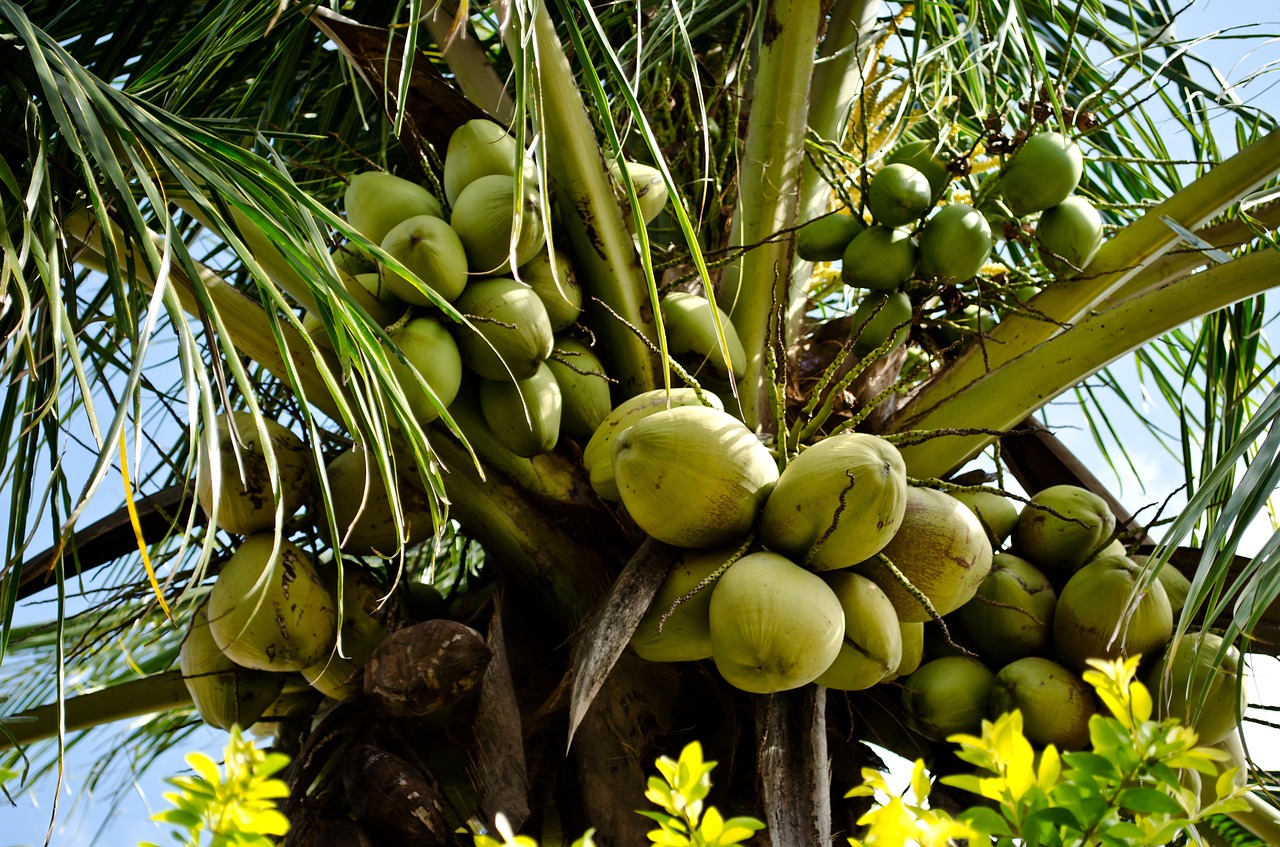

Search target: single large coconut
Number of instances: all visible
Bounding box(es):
[759,433,907,570]
[1037,195,1104,275]
[612,405,779,548]
[610,161,669,224]
[954,553,1056,666]
[901,656,996,741]
[814,571,903,691]
[917,203,993,283]
[387,317,464,425]
[320,447,435,556]
[452,277,555,381]
[989,656,1094,750]
[180,600,286,730]
[444,119,525,206]
[867,163,933,227]
[478,362,562,457]
[796,214,865,262]
[583,388,722,501]
[379,214,469,305]
[207,535,338,672]
[302,564,391,700]
[1001,132,1084,217]
[886,140,952,204]
[850,291,913,354]
[841,226,918,291]
[1146,631,1247,744]
[660,291,746,383]
[196,411,313,536]
[519,249,582,331]
[546,339,612,440]
[1011,484,1116,573]
[1053,554,1173,672]
[450,174,546,275]
[950,489,1019,549]
[1132,554,1192,616]
[631,545,737,663]
[855,487,994,622]
[708,551,845,694]
[344,172,444,246]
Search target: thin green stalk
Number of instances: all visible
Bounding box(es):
[723,0,822,431]
[895,248,1280,478]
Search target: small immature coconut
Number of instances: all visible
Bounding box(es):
[196,411,313,536]
[917,203,993,283]
[709,551,845,693]
[180,600,285,730]
[612,405,779,548]
[583,388,722,501]
[450,174,546,275]
[955,553,1056,666]
[208,535,338,672]
[1012,484,1116,572]
[814,571,903,691]
[1037,195,1104,274]
[950,489,1019,548]
[610,161,669,224]
[321,446,435,556]
[379,214,469,305]
[444,118,524,206]
[867,163,933,227]
[1053,554,1173,672]
[660,291,747,382]
[1001,132,1084,216]
[1146,631,1247,745]
[546,339,612,440]
[344,172,444,246]
[851,291,913,354]
[388,317,464,425]
[841,226,918,291]
[364,620,491,717]
[989,657,1094,750]
[855,487,994,622]
[935,304,997,346]
[452,277,555,381]
[886,140,952,203]
[796,214,864,262]
[478,362,562,457]
[759,432,907,570]
[901,656,996,741]
[520,249,582,331]
[631,546,736,663]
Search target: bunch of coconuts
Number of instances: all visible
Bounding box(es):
[896,483,1248,753]
[793,128,1107,356]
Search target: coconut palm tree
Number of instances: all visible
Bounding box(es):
[1,0,1279,843]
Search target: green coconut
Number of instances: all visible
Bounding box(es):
[320,446,435,556]
[950,489,1019,548]
[902,656,996,741]
[1053,554,1173,672]
[955,553,1056,667]
[379,214,469,305]
[708,551,845,694]
[867,163,933,227]
[353,270,404,308]
[850,291,913,354]
[814,571,904,691]
[796,214,865,262]
[1011,484,1116,573]
[660,291,746,382]
[207,535,338,672]
[479,363,563,457]
[1146,631,1247,745]
[758,432,907,570]
[444,119,525,206]
[302,564,390,700]
[546,339,612,439]
[917,203,993,283]
[1037,195,1104,274]
[344,171,444,246]
[855,487,994,623]
[1130,554,1192,617]
[886,140,953,204]
[583,388,722,501]
[885,621,925,681]
[841,226,918,291]
[631,546,737,663]
[180,600,286,730]
[450,174,546,275]
[196,411,313,536]
[989,657,1094,750]
[935,304,997,346]
[1001,132,1084,217]
[453,277,555,381]
[519,249,582,331]
[388,316,464,425]
[612,405,779,548]
[610,161,669,224]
